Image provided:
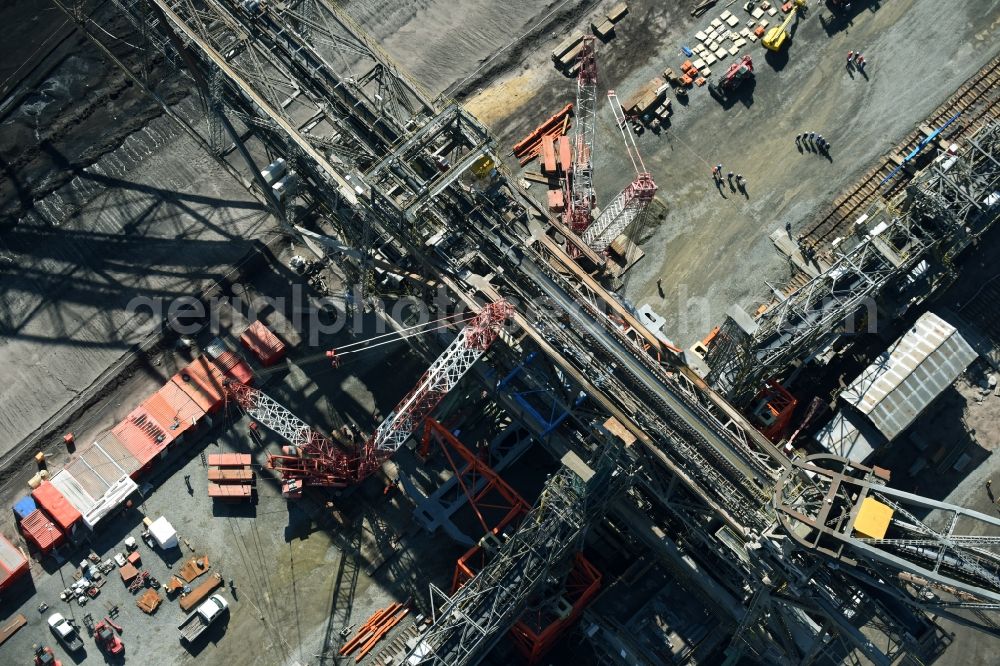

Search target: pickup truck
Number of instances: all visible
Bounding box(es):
[178,593,229,643]
[47,613,84,652]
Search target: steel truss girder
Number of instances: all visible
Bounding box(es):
[406,439,632,666]
[566,36,598,234]
[775,455,1000,635]
[357,300,513,477]
[713,121,1000,403]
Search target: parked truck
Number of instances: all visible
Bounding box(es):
[47,613,84,652]
[178,594,229,643]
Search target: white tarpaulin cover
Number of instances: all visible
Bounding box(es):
[149,516,179,549]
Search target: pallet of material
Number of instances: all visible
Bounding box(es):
[547,189,565,212]
[592,19,615,39]
[179,573,223,612]
[177,555,211,583]
[559,41,586,68]
[206,453,252,467]
[137,588,162,614]
[208,468,254,482]
[208,483,254,499]
[623,77,666,116]
[552,33,583,61]
[541,135,558,174]
[0,614,26,646]
[608,2,629,23]
[558,135,572,172]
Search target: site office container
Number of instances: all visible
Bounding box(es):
[19,508,64,552]
[172,356,229,414]
[113,406,176,473]
[0,532,29,592]
[239,321,286,367]
[31,480,82,537]
[153,381,209,440]
[212,350,254,385]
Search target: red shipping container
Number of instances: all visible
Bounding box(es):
[172,356,228,413]
[213,351,254,385]
[207,453,252,467]
[155,381,205,434]
[541,135,557,174]
[240,321,286,366]
[0,532,29,592]
[20,509,63,552]
[113,407,175,468]
[31,481,81,532]
[558,135,572,173]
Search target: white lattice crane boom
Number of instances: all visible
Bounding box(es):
[564,36,598,235]
[356,299,513,477]
[582,91,657,252]
[225,300,513,494]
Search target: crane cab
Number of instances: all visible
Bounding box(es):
[763,0,806,52]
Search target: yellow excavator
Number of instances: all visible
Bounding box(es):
[763,0,807,52]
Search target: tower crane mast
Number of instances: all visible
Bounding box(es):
[582,91,657,252]
[564,36,598,235]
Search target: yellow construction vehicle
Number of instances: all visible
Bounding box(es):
[763,0,806,52]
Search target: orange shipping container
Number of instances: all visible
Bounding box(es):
[172,356,228,413]
[558,136,572,173]
[541,135,557,174]
[155,381,206,434]
[113,407,175,468]
[213,351,254,385]
[0,532,29,591]
[31,481,81,532]
[20,509,63,552]
[240,321,286,366]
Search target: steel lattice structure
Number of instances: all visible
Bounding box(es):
[564,36,598,235]
[772,455,1000,638]
[581,92,658,251]
[228,301,511,490]
[227,381,353,489]
[71,0,1000,661]
[405,436,633,666]
[356,300,514,477]
[707,121,1000,404]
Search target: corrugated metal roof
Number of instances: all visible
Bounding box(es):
[813,410,881,462]
[142,392,181,434]
[841,312,977,440]
[47,471,96,521]
[112,407,174,467]
[155,381,205,433]
[20,509,63,551]
[91,431,141,478]
[172,356,227,413]
[59,435,138,510]
[31,480,82,531]
[0,533,28,577]
[214,350,254,384]
[240,321,286,366]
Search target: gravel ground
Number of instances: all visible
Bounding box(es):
[466,0,1000,347]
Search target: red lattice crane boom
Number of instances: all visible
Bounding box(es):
[563,36,598,236]
[582,90,657,252]
[227,300,513,496]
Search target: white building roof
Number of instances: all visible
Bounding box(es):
[841,312,976,440]
[813,410,882,463]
